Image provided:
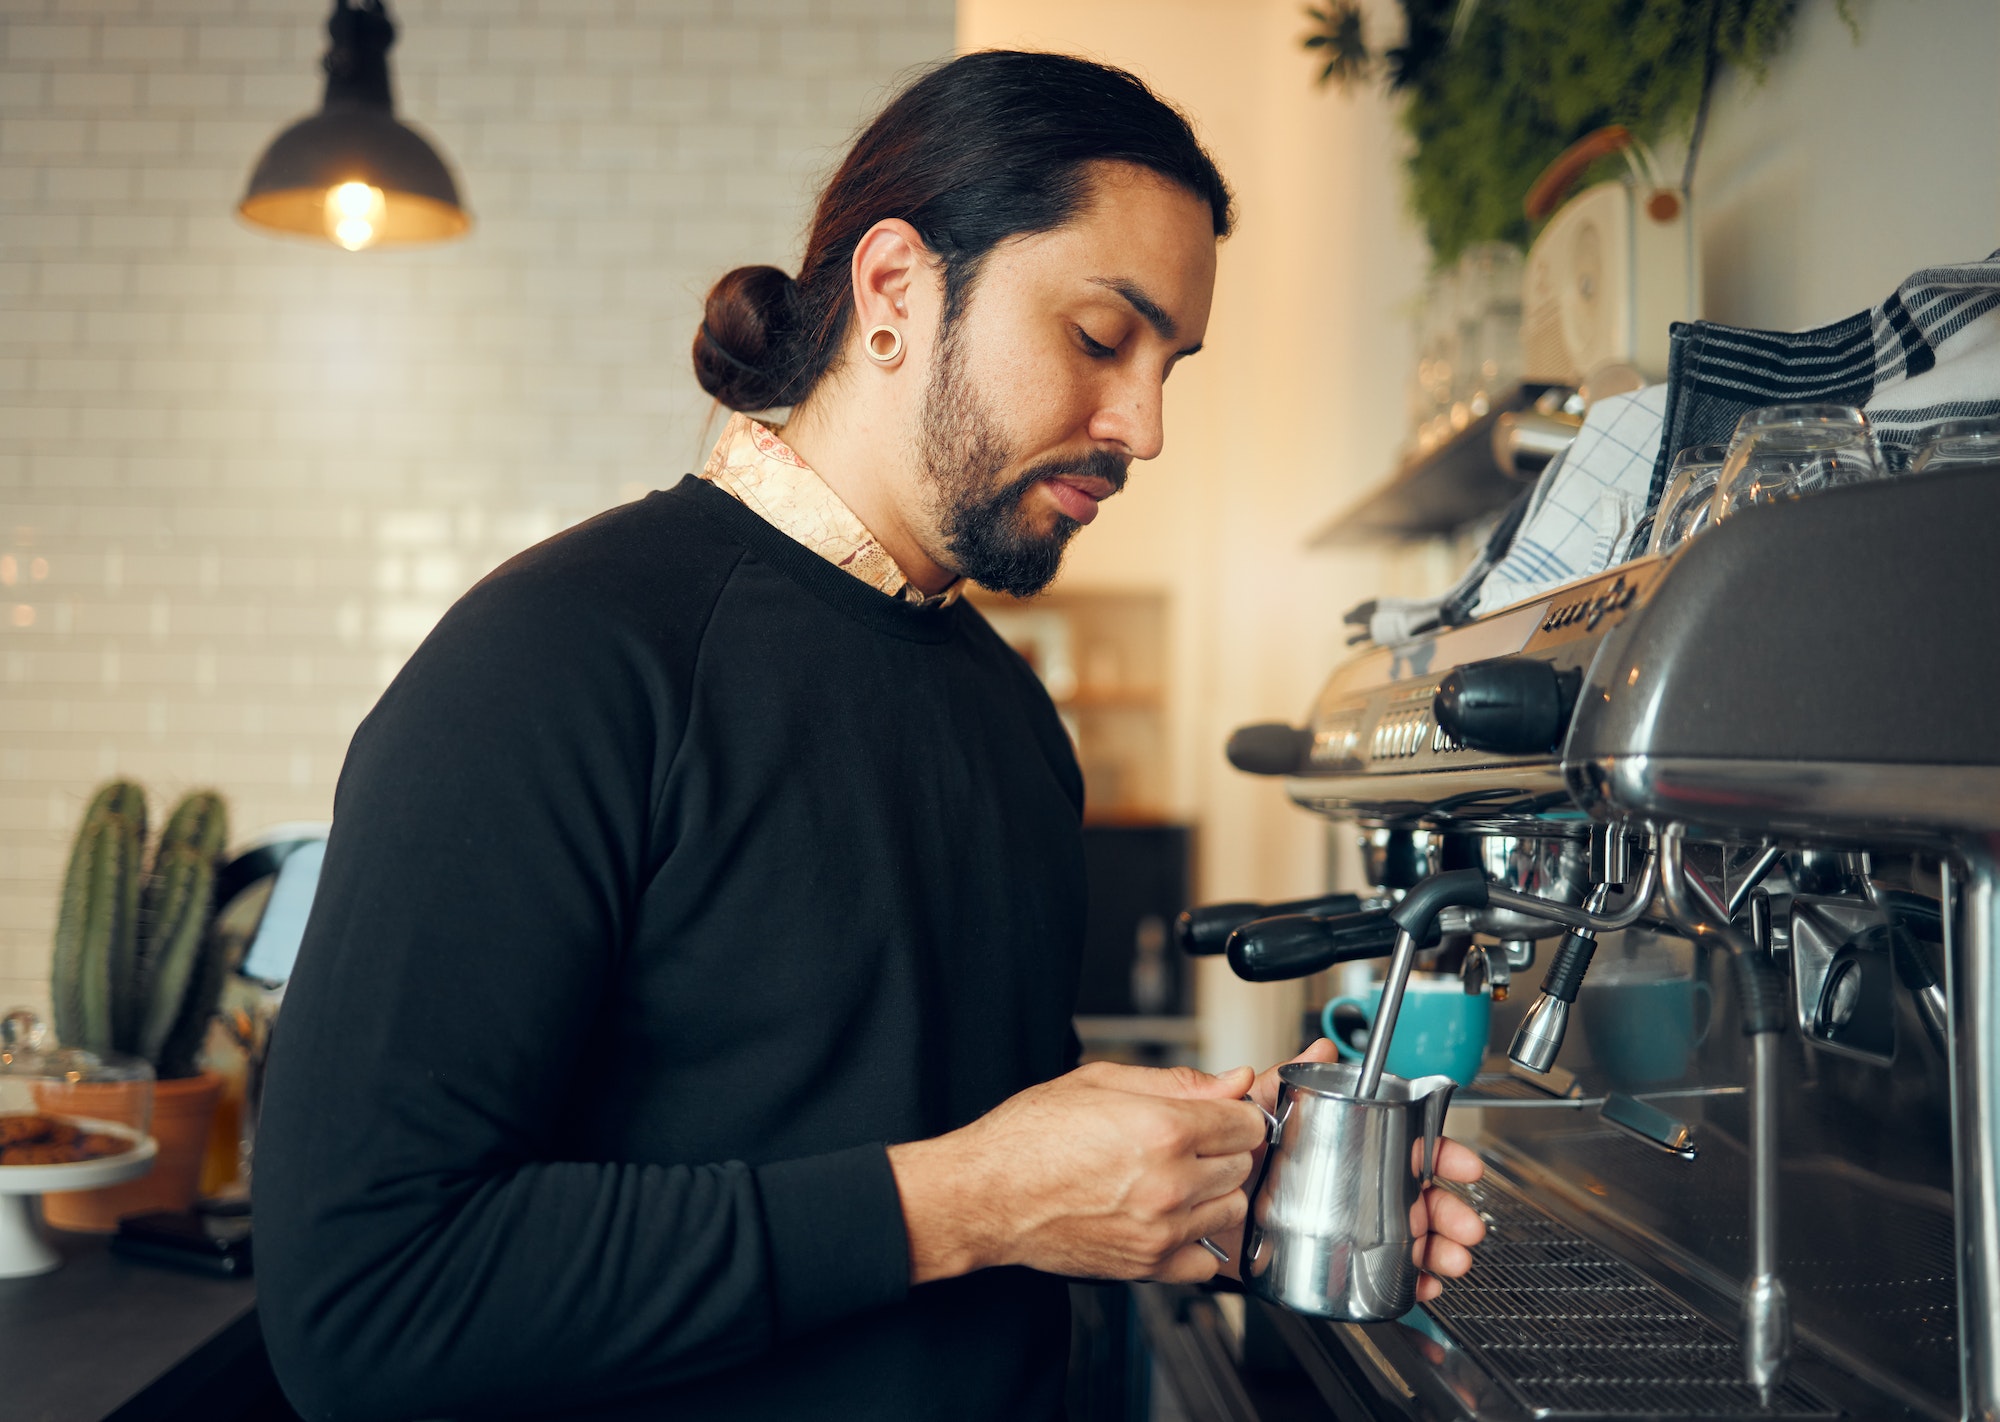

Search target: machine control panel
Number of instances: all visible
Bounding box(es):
[1290,559,1664,796]
[1371,701,1434,761]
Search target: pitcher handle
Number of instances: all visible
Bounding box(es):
[1416,1077,1457,1186]
[1249,1095,1280,1140]
[1196,1095,1283,1264]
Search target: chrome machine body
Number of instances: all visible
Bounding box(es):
[1197,465,2000,1421]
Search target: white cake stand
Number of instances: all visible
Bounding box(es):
[0,1122,158,1278]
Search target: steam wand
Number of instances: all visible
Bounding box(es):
[1658,822,1792,1403]
[1506,883,1613,1074]
[1355,870,1496,1098]
[1502,836,1658,1074]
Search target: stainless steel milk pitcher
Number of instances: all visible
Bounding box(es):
[1240,1061,1456,1321]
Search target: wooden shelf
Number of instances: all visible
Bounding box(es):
[1080,806,1175,827]
[1058,687,1164,711]
[1308,384,1555,545]
[974,589,1170,821]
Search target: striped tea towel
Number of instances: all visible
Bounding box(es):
[1629,247,2000,552]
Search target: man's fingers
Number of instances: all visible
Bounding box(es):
[1426,1186,1487,1250]
[1406,1186,1485,1253]
[1250,1037,1338,1113]
[1172,1096,1271,1155]
[1183,1187,1249,1243]
[1407,1134,1486,1183]
[1096,1061,1257,1100]
[1433,1138,1484,1183]
[1201,1064,1258,1099]
[1415,1272,1444,1303]
[1183,1150,1256,1202]
[1287,1037,1340,1066]
[1417,1233,1474,1280]
[1152,1241,1225,1285]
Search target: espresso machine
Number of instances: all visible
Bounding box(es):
[1169,463,1997,1421]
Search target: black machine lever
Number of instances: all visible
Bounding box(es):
[1174,892,1364,957]
[1225,722,1313,776]
[1217,869,1492,983]
[1434,656,1582,756]
[1224,909,1430,984]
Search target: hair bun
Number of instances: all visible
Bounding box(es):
[693,265,801,412]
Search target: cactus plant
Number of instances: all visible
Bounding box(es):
[136,792,230,1076]
[52,781,147,1057]
[50,781,232,1079]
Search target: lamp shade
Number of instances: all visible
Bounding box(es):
[237,0,469,250]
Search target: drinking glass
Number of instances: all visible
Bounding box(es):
[1910,415,2000,474]
[1710,404,1885,524]
[1649,443,1728,556]
[1456,241,1523,410]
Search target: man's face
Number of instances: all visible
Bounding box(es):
[914,163,1218,597]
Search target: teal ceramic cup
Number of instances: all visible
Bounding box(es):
[1579,974,1712,1086]
[1321,977,1491,1087]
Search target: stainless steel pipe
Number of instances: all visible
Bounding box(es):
[1355,928,1421,1099]
[1658,822,1791,1400]
[1481,851,1658,935]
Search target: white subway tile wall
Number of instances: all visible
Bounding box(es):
[0,0,952,1016]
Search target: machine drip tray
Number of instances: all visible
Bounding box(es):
[1424,1174,1838,1418]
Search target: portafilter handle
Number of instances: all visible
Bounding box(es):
[1223,908,1431,983]
[1176,892,1365,957]
[1225,722,1313,776]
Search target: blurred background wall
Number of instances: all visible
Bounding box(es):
[0,0,953,1014]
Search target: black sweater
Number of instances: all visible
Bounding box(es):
[255,477,1087,1421]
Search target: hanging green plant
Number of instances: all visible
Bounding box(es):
[1303,3,1371,85]
[1306,0,1860,264]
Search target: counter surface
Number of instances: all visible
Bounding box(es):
[0,1226,263,1422]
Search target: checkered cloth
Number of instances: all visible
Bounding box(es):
[1461,248,2000,618]
[1470,384,1668,616]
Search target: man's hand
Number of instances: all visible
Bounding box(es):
[1189,1038,1488,1296]
[887,1061,1270,1286]
[1408,1134,1485,1301]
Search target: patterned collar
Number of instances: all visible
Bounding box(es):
[698,413,963,609]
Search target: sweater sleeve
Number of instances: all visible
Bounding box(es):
[253,567,911,1422]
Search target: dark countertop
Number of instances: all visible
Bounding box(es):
[0,1226,280,1422]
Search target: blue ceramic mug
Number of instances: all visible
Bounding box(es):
[1579,974,1713,1087]
[1322,977,1490,1087]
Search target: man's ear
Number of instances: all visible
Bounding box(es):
[849,219,933,333]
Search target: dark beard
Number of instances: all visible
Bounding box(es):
[917,320,1127,598]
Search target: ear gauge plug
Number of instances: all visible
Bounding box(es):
[865,324,904,365]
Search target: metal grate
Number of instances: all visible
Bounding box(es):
[1540,1131,1960,1403]
[1423,1177,1838,1417]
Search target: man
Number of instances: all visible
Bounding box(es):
[256,50,1483,1422]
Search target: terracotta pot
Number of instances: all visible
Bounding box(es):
[41,1072,223,1233]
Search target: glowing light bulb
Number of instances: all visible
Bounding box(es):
[324,181,386,251]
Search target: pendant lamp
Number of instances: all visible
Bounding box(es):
[238,0,470,251]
